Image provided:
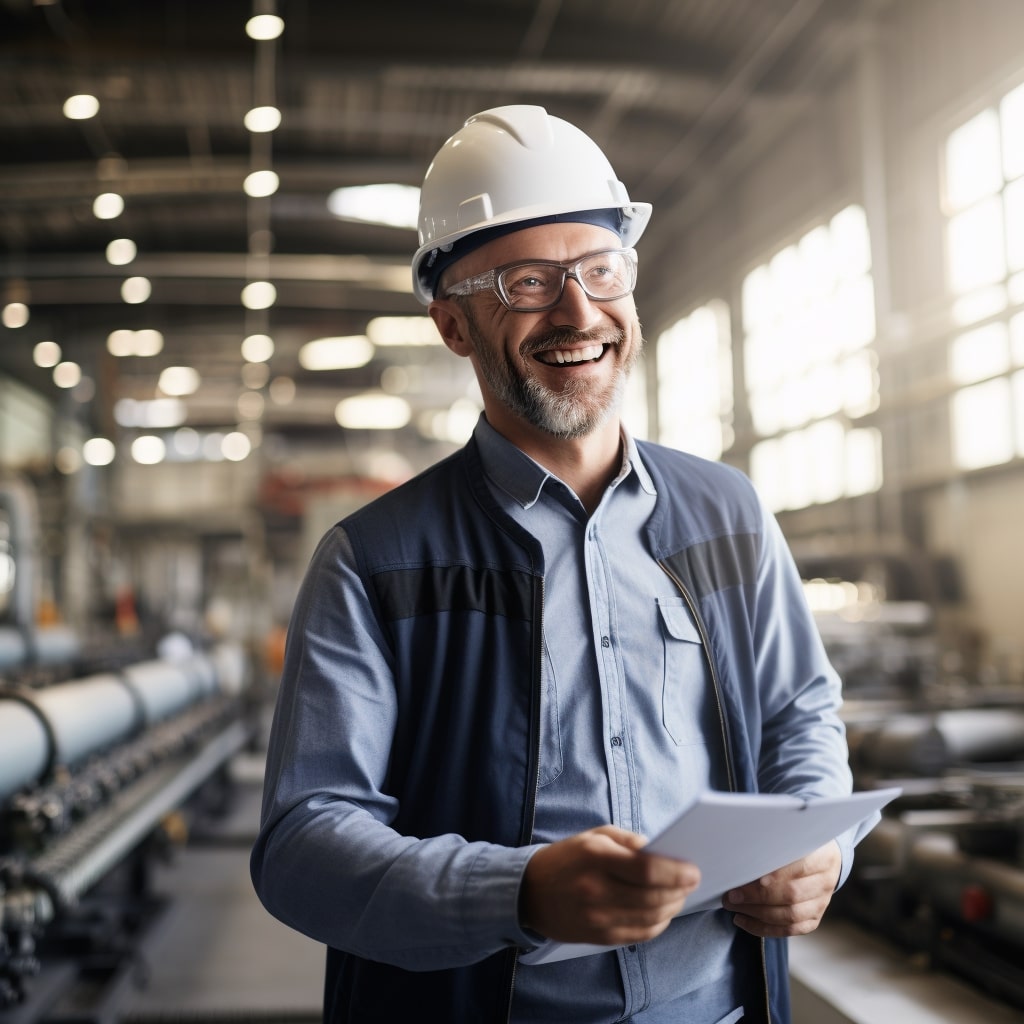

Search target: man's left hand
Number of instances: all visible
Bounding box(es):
[720,840,842,938]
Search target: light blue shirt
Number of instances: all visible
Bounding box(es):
[253,414,861,1024]
[475,419,744,1024]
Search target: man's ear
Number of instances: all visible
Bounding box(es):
[428,299,474,358]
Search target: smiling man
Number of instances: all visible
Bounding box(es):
[252,106,870,1024]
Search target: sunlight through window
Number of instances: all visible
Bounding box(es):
[657,301,732,460]
[944,82,1024,473]
[742,204,879,510]
[952,378,1013,469]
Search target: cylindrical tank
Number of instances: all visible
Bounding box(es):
[120,659,202,723]
[0,699,51,799]
[0,650,224,802]
[36,673,140,765]
[854,708,1024,775]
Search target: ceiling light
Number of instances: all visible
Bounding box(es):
[222,431,252,462]
[53,361,82,388]
[63,94,99,120]
[299,335,373,370]
[33,341,62,367]
[246,13,284,39]
[107,329,134,356]
[83,437,115,466]
[244,105,281,133]
[363,451,412,482]
[242,281,276,309]
[55,447,82,475]
[93,192,124,219]
[241,333,274,362]
[131,435,166,465]
[269,376,295,404]
[121,276,151,304]
[242,361,270,388]
[158,365,200,396]
[237,390,265,420]
[114,397,186,428]
[107,328,163,356]
[133,328,164,355]
[172,427,201,458]
[328,184,420,229]
[335,392,411,430]
[444,397,482,443]
[106,238,137,265]
[366,315,441,346]
[202,433,225,461]
[244,169,280,198]
[2,302,29,328]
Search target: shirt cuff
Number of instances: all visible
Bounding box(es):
[462,841,549,951]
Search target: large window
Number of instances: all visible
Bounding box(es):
[656,301,732,460]
[944,81,1024,470]
[742,205,882,512]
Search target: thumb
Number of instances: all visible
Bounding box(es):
[591,824,648,852]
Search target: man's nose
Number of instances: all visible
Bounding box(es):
[548,276,604,330]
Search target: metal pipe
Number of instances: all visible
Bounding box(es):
[856,708,1024,775]
[0,699,50,799]
[0,651,225,802]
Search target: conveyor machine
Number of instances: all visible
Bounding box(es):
[0,644,251,1017]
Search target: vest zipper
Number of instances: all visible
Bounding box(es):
[658,559,772,1023]
[504,573,545,1024]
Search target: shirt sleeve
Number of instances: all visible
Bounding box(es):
[750,502,879,874]
[250,526,543,968]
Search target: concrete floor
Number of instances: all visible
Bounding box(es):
[790,919,1024,1024]
[111,757,324,1023]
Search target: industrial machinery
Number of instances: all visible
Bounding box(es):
[0,474,256,1019]
[837,703,1024,1010]
[790,537,1024,1010]
[0,644,252,1019]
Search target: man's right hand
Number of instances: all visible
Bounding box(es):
[519,825,700,947]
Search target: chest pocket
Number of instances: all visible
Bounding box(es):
[658,598,713,746]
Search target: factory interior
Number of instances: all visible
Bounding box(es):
[3,0,1024,1020]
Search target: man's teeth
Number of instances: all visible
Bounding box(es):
[538,344,605,365]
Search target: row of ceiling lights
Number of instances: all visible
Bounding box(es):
[3,8,481,479]
[2,10,293,473]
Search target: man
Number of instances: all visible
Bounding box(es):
[252,105,869,1023]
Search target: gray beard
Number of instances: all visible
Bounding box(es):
[465,311,640,440]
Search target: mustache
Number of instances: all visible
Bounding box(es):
[520,325,624,359]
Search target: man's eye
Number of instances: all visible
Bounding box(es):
[506,269,554,293]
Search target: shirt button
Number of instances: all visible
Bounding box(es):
[611,735,623,747]
[601,635,610,648]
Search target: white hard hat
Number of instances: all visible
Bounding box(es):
[412,105,652,304]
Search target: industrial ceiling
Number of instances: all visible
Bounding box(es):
[0,0,890,474]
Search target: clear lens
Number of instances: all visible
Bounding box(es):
[498,250,636,310]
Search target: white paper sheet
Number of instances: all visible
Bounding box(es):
[519,786,900,966]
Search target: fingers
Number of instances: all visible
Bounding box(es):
[721,841,842,938]
[520,827,701,947]
[592,826,701,891]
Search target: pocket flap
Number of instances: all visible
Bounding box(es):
[657,601,703,644]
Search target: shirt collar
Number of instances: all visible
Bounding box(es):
[473,414,657,510]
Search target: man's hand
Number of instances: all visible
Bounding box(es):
[520,826,701,947]
[721,840,842,938]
